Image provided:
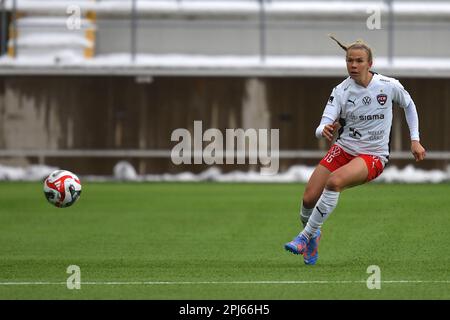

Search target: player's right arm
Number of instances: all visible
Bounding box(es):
[320,122,339,142]
[315,88,341,141]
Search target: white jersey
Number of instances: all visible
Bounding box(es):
[317,72,420,164]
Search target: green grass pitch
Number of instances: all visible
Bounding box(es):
[0,182,449,299]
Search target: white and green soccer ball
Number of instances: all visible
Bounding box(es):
[43,170,82,208]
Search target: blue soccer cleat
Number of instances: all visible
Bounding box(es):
[284,233,309,255]
[303,229,322,265]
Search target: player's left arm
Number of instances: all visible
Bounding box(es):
[392,80,426,162]
[411,139,426,162]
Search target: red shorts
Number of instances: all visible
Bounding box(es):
[319,144,384,182]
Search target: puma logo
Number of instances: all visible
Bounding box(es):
[316,206,328,218]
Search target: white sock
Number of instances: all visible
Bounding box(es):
[303,189,340,237]
[300,205,313,228]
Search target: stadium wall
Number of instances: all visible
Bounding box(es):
[0,75,448,174]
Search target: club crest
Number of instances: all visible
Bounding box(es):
[377,94,387,105]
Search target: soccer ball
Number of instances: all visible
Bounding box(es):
[43,170,82,208]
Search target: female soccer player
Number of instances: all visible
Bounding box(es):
[284,36,426,265]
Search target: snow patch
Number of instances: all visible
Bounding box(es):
[0,164,58,181]
[0,162,449,183]
[113,161,138,181]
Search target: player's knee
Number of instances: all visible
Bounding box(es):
[326,174,343,192]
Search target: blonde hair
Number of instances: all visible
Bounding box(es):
[328,34,373,63]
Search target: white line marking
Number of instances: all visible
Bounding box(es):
[0,280,449,286]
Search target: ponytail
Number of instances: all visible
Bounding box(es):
[328,34,348,52]
[328,34,373,63]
